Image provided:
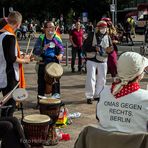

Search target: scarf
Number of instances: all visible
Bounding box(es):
[111,82,140,99]
[3,24,26,88]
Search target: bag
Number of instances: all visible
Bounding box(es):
[105,36,113,54]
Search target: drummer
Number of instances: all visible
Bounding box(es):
[33,21,64,106]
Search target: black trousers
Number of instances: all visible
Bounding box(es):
[71,46,82,71]
[0,117,29,148]
[0,77,18,117]
[38,64,60,96]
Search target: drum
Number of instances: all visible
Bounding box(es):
[39,98,62,125]
[22,114,50,148]
[39,98,63,146]
[12,88,28,102]
[44,62,63,85]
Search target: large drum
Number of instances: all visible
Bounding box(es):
[39,98,62,124]
[44,62,63,85]
[22,114,50,148]
[39,98,64,146]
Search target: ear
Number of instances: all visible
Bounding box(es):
[16,23,21,29]
[138,72,145,81]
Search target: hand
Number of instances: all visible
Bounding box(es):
[23,55,31,64]
[24,54,30,58]
[73,43,77,47]
[30,55,35,61]
[56,54,63,61]
[96,46,100,52]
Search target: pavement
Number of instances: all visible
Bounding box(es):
[3,33,148,148]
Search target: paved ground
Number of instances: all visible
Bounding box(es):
[3,33,148,148]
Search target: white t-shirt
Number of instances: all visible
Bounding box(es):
[96,85,148,133]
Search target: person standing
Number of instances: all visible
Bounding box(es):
[128,16,136,38]
[102,18,118,82]
[0,11,30,117]
[69,21,84,72]
[124,17,134,45]
[21,23,28,40]
[84,21,110,104]
[33,21,64,106]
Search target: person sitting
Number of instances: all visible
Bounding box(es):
[96,52,148,133]
[0,116,29,148]
[74,53,148,148]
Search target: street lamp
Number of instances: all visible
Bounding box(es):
[115,0,117,25]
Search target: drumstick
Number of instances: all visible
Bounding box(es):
[26,37,31,54]
[1,82,20,106]
[29,48,34,57]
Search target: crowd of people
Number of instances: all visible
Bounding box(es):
[0,10,147,148]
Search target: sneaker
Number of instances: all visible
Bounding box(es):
[71,68,75,73]
[87,99,93,104]
[51,93,60,99]
[93,97,100,101]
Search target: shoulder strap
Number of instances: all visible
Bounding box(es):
[92,32,97,46]
[108,35,113,46]
[39,34,45,48]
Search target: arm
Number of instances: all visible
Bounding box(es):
[3,35,30,64]
[33,36,43,56]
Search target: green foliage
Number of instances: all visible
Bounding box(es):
[0,0,133,23]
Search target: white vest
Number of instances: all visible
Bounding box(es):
[97,85,148,133]
[0,32,19,88]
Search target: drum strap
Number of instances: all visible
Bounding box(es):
[53,77,59,84]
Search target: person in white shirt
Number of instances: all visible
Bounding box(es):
[96,52,148,133]
[85,21,111,104]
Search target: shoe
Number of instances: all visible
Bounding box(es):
[78,68,81,72]
[87,99,93,104]
[51,93,60,99]
[71,68,75,73]
[93,97,100,101]
[71,69,75,73]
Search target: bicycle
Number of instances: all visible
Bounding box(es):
[27,30,35,40]
[16,29,22,40]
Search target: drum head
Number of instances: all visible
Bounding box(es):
[39,98,61,105]
[12,88,28,102]
[45,62,63,78]
[23,114,50,123]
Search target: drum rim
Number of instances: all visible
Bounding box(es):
[39,98,61,105]
[23,114,50,123]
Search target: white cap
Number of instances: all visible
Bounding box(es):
[112,52,148,95]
